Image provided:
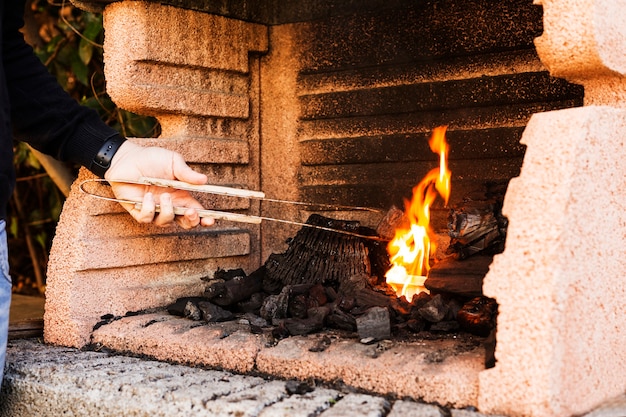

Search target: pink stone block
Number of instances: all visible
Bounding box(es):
[479,106,626,417]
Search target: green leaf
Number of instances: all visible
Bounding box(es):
[78,38,93,65]
[82,15,103,41]
[9,217,18,239]
[26,150,41,170]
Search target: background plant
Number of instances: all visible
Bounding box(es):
[10,0,159,295]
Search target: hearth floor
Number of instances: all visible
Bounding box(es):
[90,311,486,407]
[1,338,625,417]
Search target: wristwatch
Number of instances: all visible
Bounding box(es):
[91,135,126,178]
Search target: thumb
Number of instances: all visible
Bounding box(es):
[171,154,208,185]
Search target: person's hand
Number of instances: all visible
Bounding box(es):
[104,141,215,229]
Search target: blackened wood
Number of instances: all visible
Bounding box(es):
[211,273,263,307]
[446,184,508,259]
[326,304,357,331]
[425,255,493,297]
[198,301,234,322]
[376,206,408,241]
[183,301,203,321]
[418,294,448,323]
[356,306,391,340]
[457,296,498,337]
[283,306,330,336]
[260,287,290,323]
[167,297,207,317]
[263,214,375,291]
[213,268,247,281]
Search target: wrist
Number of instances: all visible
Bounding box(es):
[91,135,127,178]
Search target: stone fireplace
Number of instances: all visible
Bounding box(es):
[45,1,626,416]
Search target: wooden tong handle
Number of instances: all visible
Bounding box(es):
[138,177,265,199]
[134,202,263,224]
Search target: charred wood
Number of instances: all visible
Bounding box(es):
[263,214,376,291]
[167,297,207,317]
[447,184,508,259]
[425,255,493,297]
[282,306,331,336]
[418,294,448,323]
[198,301,234,322]
[326,303,357,331]
[356,306,391,341]
[457,296,498,337]
[210,272,263,307]
[376,206,408,241]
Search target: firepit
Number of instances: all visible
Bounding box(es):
[44,1,626,416]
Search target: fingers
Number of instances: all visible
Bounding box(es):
[131,192,157,224]
[142,193,214,229]
[171,154,208,185]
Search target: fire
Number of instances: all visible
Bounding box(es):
[385,126,451,300]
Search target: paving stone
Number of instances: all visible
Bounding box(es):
[581,394,626,417]
[2,339,625,417]
[451,409,507,417]
[259,388,340,417]
[388,400,443,417]
[319,393,390,416]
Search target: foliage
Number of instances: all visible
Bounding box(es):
[9,0,160,294]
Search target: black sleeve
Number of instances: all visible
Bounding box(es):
[3,1,122,173]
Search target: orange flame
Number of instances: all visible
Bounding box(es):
[385,126,451,300]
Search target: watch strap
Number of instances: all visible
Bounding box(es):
[91,135,126,178]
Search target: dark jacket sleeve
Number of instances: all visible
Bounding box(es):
[3,1,122,173]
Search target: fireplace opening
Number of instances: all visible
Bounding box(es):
[46,0,621,414]
[149,126,501,368]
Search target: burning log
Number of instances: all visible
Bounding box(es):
[446,184,508,259]
[425,255,493,297]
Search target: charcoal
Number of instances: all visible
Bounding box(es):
[240,312,269,328]
[418,294,448,323]
[356,306,391,341]
[237,292,267,313]
[288,293,309,319]
[214,268,246,281]
[308,284,328,307]
[446,185,508,259]
[211,273,263,306]
[406,318,427,333]
[260,286,290,323]
[167,297,207,317]
[430,320,460,333]
[198,301,233,322]
[326,304,357,331]
[184,301,203,321]
[283,306,330,336]
[457,296,498,337]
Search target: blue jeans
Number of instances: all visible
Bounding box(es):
[0,220,11,383]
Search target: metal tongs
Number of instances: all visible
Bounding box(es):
[79,177,386,240]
